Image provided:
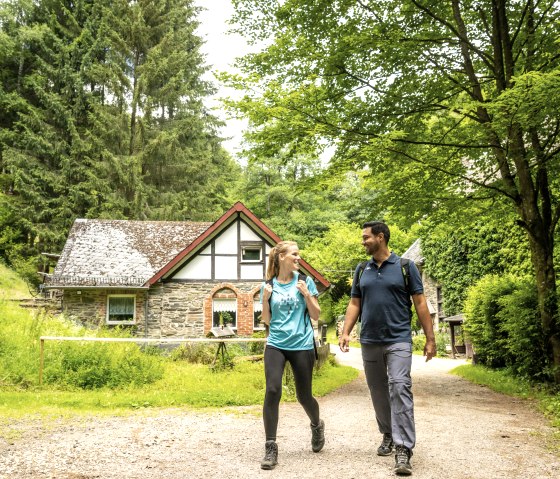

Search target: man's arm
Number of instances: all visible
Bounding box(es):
[412,293,436,361]
[338,297,361,352]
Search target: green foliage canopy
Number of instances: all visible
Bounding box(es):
[228,0,560,381]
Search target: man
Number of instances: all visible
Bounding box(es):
[339,221,436,476]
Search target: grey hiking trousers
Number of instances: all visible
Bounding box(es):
[362,342,415,450]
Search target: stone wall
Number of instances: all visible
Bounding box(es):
[62,289,146,330]
[62,281,264,338]
[420,269,444,327]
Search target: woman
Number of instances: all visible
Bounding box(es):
[259,241,324,470]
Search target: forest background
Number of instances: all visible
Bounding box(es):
[1,0,560,386]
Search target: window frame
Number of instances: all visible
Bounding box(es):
[106,294,136,325]
[240,242,263,263]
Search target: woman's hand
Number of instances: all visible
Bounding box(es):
[263,282,273,301]
[296,279,310,299]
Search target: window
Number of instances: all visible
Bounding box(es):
[241,243,262,262]
[107,295,136,324]
[212,297,237,329]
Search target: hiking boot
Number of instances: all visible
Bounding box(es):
[310,419,325,452]
[377,432,394,456]
[394,445,413,476]
[260,440,278,470]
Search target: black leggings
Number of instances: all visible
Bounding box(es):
[263,345,320,441]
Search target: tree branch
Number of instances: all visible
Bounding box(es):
[385,146,519,200]
[410,0,495,70]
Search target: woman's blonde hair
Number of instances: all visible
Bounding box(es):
[266,241,298,280]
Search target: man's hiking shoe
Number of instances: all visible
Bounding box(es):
[310,419,325,452]
[260,440,278,470]
[394,445,413,476]
[377,432,394,456]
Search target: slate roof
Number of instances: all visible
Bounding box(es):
[401,238,424,265]
[45,202,331,291]
[47,219,212,288]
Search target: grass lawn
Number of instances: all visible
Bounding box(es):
[0,357,358,418]
[0,262,31,300]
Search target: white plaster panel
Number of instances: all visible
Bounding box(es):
[173,255,212,279]
[215,255,238,279]
[240,222,261,241]
[214,224,238,254]
[240,264,264,280]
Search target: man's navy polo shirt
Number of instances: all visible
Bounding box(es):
[350,252,423,344]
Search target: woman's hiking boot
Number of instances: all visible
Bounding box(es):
[394,444,413,476]
[260,440,278,470]
[377,433,394,456]
[310,419,325,452]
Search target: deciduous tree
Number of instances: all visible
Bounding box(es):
[230,0,560,381]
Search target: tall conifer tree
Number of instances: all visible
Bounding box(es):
[0,0,238,279]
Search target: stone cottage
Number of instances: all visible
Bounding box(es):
[44,202,330,338]
[401,239,445,327]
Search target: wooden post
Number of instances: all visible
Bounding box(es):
[39,338,45,385]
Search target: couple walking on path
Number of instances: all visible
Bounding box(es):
[260,222,436,476]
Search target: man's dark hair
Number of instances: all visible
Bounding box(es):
[363,221,390,245]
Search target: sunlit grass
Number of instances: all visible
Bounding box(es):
[0,262,31,299]
[0,268,359,421]
[0,357,358,418]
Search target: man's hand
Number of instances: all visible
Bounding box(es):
[424,338,437,362]
[339,333,351,353]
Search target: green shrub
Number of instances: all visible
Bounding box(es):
[249,330,266,354]
[412,334,425,353]
[464,274,550,382]
[43,340,165,389]
[412,331,449,357]
[170,343,217,364]
[496,281,549,381]
[464,274,517,368]
[0,299,164,389]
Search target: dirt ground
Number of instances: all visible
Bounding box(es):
[0,348,558,479]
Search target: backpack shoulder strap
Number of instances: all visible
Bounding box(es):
[358,260,368,278]
[400,257,411,295]
[297,272,318,360]
[356,260,369,291]
[298,272,310,319]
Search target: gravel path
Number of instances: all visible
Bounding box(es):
[0,348,558,479]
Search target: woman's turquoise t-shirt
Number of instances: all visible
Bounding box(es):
[260,272,319,351]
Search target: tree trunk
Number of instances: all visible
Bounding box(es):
[526,225,560,383]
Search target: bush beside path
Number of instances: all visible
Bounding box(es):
[0,349,558,478]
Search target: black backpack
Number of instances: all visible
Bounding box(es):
[266,273,318,359]
[355,257,412,322]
